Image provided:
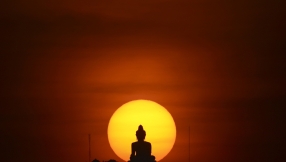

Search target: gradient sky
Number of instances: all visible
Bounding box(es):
[1,0,285,162]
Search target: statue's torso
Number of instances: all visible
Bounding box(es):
[132,141,151,157]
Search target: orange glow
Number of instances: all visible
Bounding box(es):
[108,100,176,161]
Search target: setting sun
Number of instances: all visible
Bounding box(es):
[107,100,176,161]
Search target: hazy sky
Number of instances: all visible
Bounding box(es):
[1,0,285,162]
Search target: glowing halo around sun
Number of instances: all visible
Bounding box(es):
[108,100,176,161]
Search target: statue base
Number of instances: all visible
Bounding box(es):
[128,155,156,162]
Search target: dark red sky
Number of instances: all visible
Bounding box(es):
[1,0,285,162]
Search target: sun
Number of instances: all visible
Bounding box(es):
[107,100,176,161]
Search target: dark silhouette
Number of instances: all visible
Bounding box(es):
[129,125,156,162]
[103,159,117,162]
[92,159,100,162]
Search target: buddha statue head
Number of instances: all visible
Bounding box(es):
[136,125,146,141]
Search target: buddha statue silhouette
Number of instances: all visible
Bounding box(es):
[129,125,156,162]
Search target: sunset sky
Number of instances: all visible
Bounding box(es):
[1,0,285,162]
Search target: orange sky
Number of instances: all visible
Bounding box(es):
[1,0,285,162]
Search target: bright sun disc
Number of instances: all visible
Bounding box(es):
[108,100,176,161]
